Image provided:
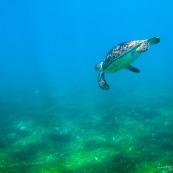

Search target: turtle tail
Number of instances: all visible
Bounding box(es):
[98,72,110,90]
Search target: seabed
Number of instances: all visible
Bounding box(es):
[0,87,173,173]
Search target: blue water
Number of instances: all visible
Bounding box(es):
[0,1,173,172]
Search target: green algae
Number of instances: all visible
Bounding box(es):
[0,89,173,173]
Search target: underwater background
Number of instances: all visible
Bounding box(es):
[0,0,173,173]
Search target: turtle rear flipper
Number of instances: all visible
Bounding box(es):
[98,72,110,90]
[125,65,140,73]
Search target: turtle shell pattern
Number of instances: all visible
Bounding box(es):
[102,40,143,69]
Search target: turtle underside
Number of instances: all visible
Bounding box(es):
[103,41,142,72]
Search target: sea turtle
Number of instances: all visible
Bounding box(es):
[95,37,160,90]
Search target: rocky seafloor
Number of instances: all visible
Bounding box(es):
[0,87,173,173]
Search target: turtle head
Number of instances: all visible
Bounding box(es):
[95,62,103,71]
[147,37,160,46]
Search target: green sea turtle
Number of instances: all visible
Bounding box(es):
[95,37,160,90]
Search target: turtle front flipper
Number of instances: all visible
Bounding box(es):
[125,65,140,73]
[98,72,110,90]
